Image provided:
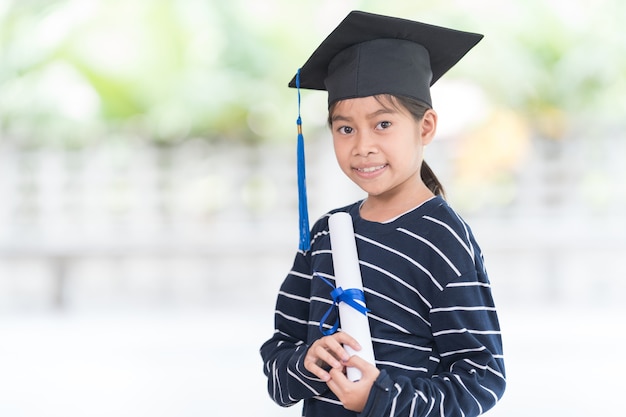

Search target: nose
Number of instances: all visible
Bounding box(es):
[353,131,377,157]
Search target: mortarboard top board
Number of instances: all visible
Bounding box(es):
[288,10,484,108]
[290,11,483,251]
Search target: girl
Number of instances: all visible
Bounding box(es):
[260,11,506,417]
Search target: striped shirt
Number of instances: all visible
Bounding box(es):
[260,196,506,417]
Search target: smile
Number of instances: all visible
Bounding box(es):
[355,164,387,173]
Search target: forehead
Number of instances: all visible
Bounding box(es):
[331,95,406,117]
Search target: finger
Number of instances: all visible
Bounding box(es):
[335,331,362,353]
[306,363,331,381]
[308,339,343,369]
[327,367,372,413]
[304,352,334,381]
[324,335,353,363]
[344,353,370,369]
[344,355,380,382]
[326,331,364,362]
[327,366,349,392]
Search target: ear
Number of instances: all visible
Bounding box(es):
[420,109,437,145]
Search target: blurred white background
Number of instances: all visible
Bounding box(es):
[1,1,625,416]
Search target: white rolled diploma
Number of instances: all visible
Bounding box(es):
[328,212,376,381]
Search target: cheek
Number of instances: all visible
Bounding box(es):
[332,140,353,174]
[332,138,348,159]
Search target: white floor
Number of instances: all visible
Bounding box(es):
[0,305,623,417]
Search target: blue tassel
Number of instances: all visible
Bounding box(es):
[296,69,310,251]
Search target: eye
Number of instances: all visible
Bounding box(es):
[337,126,353,134]
[376,121,392,130]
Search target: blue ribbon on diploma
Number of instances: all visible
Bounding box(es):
[317,274,370,336]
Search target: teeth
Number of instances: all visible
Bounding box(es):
[359,165,385,173]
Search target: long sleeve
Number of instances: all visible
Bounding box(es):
[259,250,331,407]
[360,268,506,417]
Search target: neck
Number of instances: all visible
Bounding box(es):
[360,184,434,222]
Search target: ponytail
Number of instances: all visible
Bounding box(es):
[421,160,445,198]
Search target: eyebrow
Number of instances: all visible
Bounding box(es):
[330,108,397,124]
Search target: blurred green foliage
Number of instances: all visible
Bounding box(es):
[469,0,626,140]
[0,0,624,147]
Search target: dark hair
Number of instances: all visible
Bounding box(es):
[328,94,445,198]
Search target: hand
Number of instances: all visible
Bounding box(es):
[304,331,361,382]
[327,354,380,412]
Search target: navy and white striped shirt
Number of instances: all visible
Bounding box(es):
[260,196,506,417]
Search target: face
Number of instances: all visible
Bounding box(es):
[330,95,436,205]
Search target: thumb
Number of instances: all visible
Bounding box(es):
[345,353,374,369]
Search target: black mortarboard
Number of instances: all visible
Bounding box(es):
[290,11,483,250]
[289,10,483,107]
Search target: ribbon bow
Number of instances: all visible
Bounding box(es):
[317,274,370,336]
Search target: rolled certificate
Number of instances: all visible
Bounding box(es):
[328,212,376,381]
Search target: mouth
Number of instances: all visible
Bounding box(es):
[354,164,387,174]
[354,164,388,178]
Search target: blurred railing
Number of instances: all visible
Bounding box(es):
[0,140,300,311]
[0,132,625,312]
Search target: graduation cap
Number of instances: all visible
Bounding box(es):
[291,11,483,250]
